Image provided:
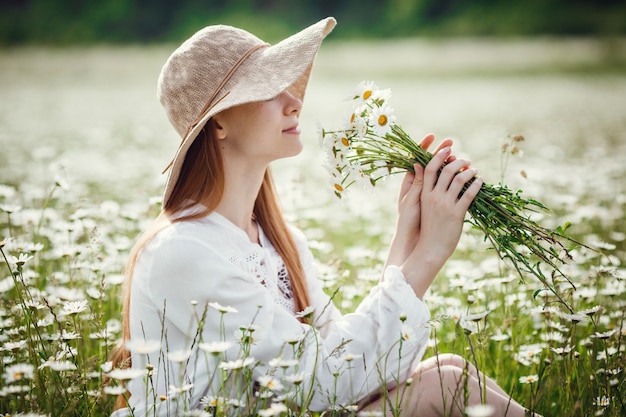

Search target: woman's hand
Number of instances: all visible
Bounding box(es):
[399,145,483,298]
[385,134,456,269]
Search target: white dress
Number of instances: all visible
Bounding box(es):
[112,210,430,416]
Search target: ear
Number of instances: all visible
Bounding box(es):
[211,117,227,140]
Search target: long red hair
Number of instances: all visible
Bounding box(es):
[109,121,311,408]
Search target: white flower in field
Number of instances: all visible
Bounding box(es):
[103,385,127,396]
[182,411,212,417]
[590,329,616,340]
[219,357,255,371]
[52,330,81,341]
[208,301,238,314]
[168,383,194,396]
[539,331,565,343]
[369,102,395,137]
[458,319,478,335]
[357,411,384,417]
[514,343,545,366]
[0,384,30,396]
[3,363,35,383]
[285,372,305,385]
[107,368,146,381]
[258,375,284,391]
[44,360,77,372]
[0,204,22,214]
[198,340,233,355]
[464,310,492,322]
[400,324,416,343]
[594,395,611,407]
[580,305,603,317]
[0,276,15,293]
[258,402,288,417]
[200,395,226,408]
[518,374,539,384]
[268,357,298,369]
[284,332,305,345]
[125,339,161,354]
[295,305,315,319]
[550,345,573,356]
[62,300,88,316]
[560,312,587,324]
[465,404,495,417]
[168,349,192,363]
[489,332,510,342]
[10,253,33,267]
[227,397,246,408]
[100,361,113,373]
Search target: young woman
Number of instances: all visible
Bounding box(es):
[110,17,539,417]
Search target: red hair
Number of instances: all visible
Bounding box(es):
[109,122,311,409]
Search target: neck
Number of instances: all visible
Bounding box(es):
[215,160,266,240]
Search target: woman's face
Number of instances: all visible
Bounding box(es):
[214,91,303,168]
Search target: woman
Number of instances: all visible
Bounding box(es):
[110,17,537,417]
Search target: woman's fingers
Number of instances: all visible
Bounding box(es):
[458,175,483,210]
[419,133,436,151]
[424,147,452,190]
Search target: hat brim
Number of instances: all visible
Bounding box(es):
[163,17,336,207]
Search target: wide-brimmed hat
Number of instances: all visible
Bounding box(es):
[157,17,336,207]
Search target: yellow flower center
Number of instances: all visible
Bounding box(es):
[341,137,349,147]
[378,114,388,126]
[333,183,344,192]
[363,90,372,100]
[350,113,355,123]
[13,372,24,380]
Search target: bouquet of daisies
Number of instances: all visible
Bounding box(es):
[318,81,587,306]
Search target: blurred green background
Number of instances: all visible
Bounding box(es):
[1,0,625,45]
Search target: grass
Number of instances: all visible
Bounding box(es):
[0,42,625,416]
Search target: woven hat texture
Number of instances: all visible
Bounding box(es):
[158,17,336,206]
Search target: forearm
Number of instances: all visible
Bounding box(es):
[398,241,448,299]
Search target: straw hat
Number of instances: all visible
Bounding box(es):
[157,17,337,206]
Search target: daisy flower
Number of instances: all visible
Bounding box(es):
[258,402,288,417]
[125,339,161,354]
[208,301,238,314]
[62,300,88,316]
[219,357,255,371]
[353,80,377,103]
[198,341,233,354]
[465,404,495,417]
[369,102,395,137]
[106,368,146,381]
[258,375,284,392]
[519,374,539,384]
[3,363,35,383]
[167,349,192,363]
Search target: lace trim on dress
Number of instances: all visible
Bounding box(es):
[227,244,295,315]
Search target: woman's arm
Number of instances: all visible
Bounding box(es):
[398,145,483,298]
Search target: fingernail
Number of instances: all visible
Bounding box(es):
[439,147,451,154]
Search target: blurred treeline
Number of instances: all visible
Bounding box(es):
[1,0,625,45]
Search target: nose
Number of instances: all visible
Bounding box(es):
[282,91,302,116]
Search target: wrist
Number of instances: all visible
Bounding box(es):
[399,242,448,298]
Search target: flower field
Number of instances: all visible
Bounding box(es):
[0,39,625,416]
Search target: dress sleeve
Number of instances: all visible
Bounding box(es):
[139,229,430,413]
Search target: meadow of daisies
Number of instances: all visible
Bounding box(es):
[0,39,625,416]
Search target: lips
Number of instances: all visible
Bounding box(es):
[283,124,301,134]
